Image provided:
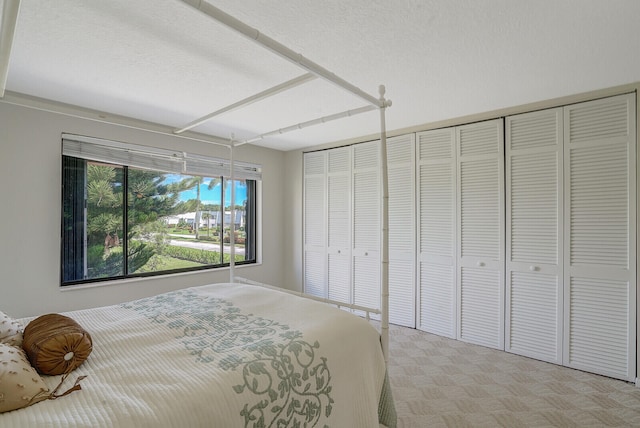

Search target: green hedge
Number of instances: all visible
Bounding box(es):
[164,245,243,264]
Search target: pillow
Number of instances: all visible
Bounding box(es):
[22,314,92,376]
[0,310,23,347]
[0,343,49,413]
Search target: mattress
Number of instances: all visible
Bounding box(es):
[2,282,396,427]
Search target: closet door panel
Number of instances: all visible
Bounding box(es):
[352,141,381,314]
[353,255,381,311]
[509,271,560,360]
[304,251,326,297]
[568,276,630,377]
[417,128,457,337]
[505,108,563,364]
[387,134,416,327]
[460,267,502,346]
[420,263,455,337]
[457,119,505,349]
[327,254,350,302]
[564,93,636,381]
[303,151,327,297]
[327,148,351,303]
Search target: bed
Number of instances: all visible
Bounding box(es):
[2,282,395,427]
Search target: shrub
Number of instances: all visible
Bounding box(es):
[164,245,244,264]
[164,246,221,264]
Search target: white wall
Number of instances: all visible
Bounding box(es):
[0,99,285,317]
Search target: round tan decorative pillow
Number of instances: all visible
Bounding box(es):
[22,314,92,375]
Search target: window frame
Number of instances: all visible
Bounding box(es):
[60,135,260,287]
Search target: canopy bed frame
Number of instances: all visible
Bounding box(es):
[0,0,396,427]
[173,0,393,362]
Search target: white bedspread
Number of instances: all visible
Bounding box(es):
[2,283,395,427]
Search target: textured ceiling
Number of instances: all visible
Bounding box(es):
[4,0,640,151]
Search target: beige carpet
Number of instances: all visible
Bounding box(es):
[387,324,640,427]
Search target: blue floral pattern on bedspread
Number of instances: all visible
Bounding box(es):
[122,290,334,428]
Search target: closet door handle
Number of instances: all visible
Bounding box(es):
[529,265,538,272]
[476,261,485,267]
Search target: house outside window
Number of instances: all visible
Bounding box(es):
[60,134,259,286]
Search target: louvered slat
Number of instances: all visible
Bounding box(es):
[353,255,380,315]
[569,145,628,267]
[303,151,327,298]
[389,167,413,253]
[327,147,351,305]
[509,271,559,361]
[328,253,350,303]
[328,147,349,173]
[568,277,629,377]
[420,163,454,256]
[420,263,455,338]
[353,170,379,249]
[509,110,559,151]
[389,259,414,326]
[459,122,500,157]
[457,119,504,350]
[510,154,559,264]
[352,141,380,318]
[417,128,456,336]
[460,158,501,258]
[505,108,563,364]
[353,141,380,252]
[304,251,326,297]
[353,142,379,169]
[418,129,453,159]
[328,174,350,248]
[569,99,630,144]
[387,134,414,164]
[564,93,636,382]
[304,151,325,175]
[460,267,502,348]
[387,134,416,327]
[304,176,325,246]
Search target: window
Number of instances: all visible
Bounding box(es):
[61,135,260,286]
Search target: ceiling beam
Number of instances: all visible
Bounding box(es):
[174,72,316,134]
[180,0,382,108]
[0,0,21,98]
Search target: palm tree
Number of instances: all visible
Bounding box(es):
[204,178,222,238]
[173,176,222,240]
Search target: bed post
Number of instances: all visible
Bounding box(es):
[229,138,236,283]
[378,85,392,363]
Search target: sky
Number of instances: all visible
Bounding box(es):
[163,174,247,206]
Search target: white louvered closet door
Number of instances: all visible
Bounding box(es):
[563,94,636,381]
[352,141,381,315]
[457,119,505,349]
[387,134,416,327]
[303,151,327,298]
[506,108,563,364]
[327,147,352,304]
[417,128,457,338]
